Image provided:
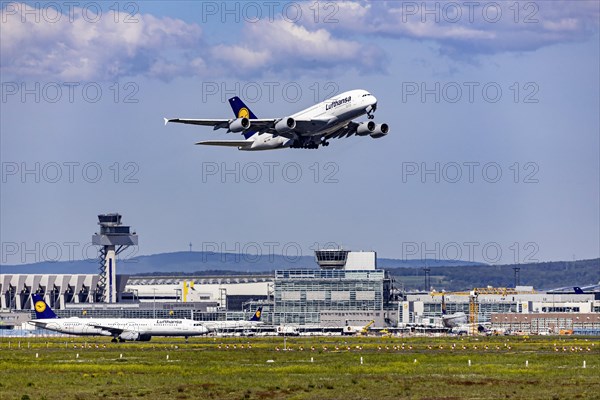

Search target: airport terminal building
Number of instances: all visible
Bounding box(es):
[1,249,390,329]
[3,249,598,334]
[273,250,391,327]
[0,216,598,334]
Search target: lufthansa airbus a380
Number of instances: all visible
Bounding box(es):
[164,89,388,150]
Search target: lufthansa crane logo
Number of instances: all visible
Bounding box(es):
[238,108,250,119]
[255,310,261,318]
[35,301,46,313]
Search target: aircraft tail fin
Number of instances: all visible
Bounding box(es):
[31,294,58,319]
[228,96,258,139]
[249,307,263,322]
[574,287,584,294]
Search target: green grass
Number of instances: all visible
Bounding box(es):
[0,336,599,399]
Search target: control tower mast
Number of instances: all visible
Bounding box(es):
[92,213,138,303]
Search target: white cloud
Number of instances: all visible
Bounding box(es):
[300,0,599,56]
[0,3,385,81]
[211,19,387,77]
[3,1,595,81]
[1,4,203,81]
[210,45,270,70]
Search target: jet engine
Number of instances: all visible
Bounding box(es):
[119,331,139,341]
[229,117,251,132]
[370,123,389,138]
[275,117,296,134]
[356,121,376,136]
[119,332,152,341]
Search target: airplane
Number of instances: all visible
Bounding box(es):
[546,285,599,294]
[164,89,389,150]
[202,308,264,333]
[441,295,488,335]
[441,295,468,329]
[28,294,263,342]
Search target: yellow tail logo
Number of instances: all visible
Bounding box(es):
[238,107,250,119]
[35,301,46,313]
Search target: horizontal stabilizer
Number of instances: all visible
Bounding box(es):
[195,140,252,148]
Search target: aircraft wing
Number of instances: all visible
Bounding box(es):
[165,117,337,138]
[86,323,125,335]
[165,118,276,131]
[324,121,359,139]
[289,118,334,135]
[195,140,253,148]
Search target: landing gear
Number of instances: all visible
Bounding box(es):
[290,141,320,149]
[366,103,377,119]
[111,337,118,343]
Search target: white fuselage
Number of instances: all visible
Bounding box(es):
[30,317,263,338]
[442,312,468,328]
[246,89,377,150]
[30,317,208,337]
[203,320,262,331]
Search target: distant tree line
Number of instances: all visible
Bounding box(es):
[388,259,600,292]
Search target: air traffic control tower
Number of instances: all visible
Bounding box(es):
[92,213,138,303]
[315,248,376,270]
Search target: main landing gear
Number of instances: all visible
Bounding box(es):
[291,142,322,149]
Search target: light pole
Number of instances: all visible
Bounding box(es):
[153,288,157,318]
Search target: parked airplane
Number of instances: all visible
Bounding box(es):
[164,89,388,150]
[441,295,468,328]
[441,295,488,335]
[202,308,264,333]
[29,294,262,342]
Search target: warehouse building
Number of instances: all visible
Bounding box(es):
[490,313,600,335]
[400,287,599,328]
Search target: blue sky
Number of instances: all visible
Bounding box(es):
[1,1,598,265]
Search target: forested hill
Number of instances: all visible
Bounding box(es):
[387,258,600,291]
[0,251,481,274]
[2,252,597,292]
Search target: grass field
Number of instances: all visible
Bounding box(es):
[1,335,599,400]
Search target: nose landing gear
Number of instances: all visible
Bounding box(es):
[366,103,377,119]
